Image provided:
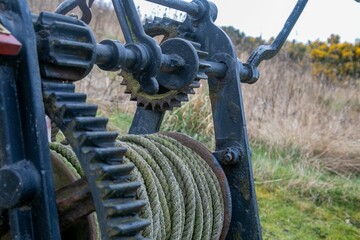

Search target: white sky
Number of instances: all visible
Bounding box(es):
[133,0,360,43]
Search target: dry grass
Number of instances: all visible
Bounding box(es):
[161,83,215,148]
[242,56,360,174]
[29,0,124,40]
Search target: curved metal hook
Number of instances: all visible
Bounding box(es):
[55,0,93,24]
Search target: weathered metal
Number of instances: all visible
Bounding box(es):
[0,0,309,239]
[0,1,61,239]
[42,81,149,239]
[55,0,94,24]
[55,178,96,234]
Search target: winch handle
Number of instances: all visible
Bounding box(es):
[241,0,308,84]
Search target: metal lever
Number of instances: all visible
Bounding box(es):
[241,0,308,84]
[55,0,94,24]
[145,0,203,17]
[111,0,162,94]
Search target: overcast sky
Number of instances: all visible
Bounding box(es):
[133,0,360,43]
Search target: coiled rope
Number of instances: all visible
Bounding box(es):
[50,133,225,240]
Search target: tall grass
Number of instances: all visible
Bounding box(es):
[243,56,360,175]
[161,83,215,148]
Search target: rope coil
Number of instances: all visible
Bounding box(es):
[50,133,226,239]
[118,133,224,240]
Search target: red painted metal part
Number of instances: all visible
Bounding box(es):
[0,33,22,56]
[161,132,232,240]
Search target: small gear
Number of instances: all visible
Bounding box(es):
[121,17,210,111]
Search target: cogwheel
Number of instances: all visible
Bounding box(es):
[121,17,210,111]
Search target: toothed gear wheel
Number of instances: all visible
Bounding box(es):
[121,17,210,111]
[42,81,150,239]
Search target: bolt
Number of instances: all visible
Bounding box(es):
[0,161,40,209]
[223,150,233,163]
[221,147,241,165]
[240,63,259,84]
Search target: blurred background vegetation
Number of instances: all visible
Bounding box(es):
[30,0,360,239]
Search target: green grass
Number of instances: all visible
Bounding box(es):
[257,185,360,240]
[104,111,133,134]
[252,143,360,240]
[107,110,360,240]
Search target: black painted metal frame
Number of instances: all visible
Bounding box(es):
[0,0,61,239]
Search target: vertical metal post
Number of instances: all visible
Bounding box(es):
[0,0,61,239]
[189,1,262,238]
[129,107,165,134]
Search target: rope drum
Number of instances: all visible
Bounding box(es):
[50,132,229,240]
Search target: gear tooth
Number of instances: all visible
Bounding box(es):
[197,50,209,58]
[104,199,147,217]
[196,72,208,80]
[144,103,153,111]
[175,93,189,102]
[145,17,152,24]
[99,181,141,198]
[50,92,87,103]
[153,103,162,112]
[108,217,150,237]
[92,163,134,179]
[170,99,182,107]
[73,117,108,131]
[42,81,75,93]
[87,147,127,164]
[120,79,127,86]
[153,16,162,23]
[57,103,98,120]
[189,81,201,88]
[162,17,180,26]
[162,102,172,110]
[183,88,196,95]
[130,94,137,101]
[77,131,118,148]
[199,60,211,69]
[124,84,132,94]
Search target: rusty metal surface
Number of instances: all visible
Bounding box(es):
[51,151,98,239]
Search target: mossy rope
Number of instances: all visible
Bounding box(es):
[50,133,224,239]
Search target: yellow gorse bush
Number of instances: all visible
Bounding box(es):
[309,34,360,82]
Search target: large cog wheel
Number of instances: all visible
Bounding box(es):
[121,17,209,111]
